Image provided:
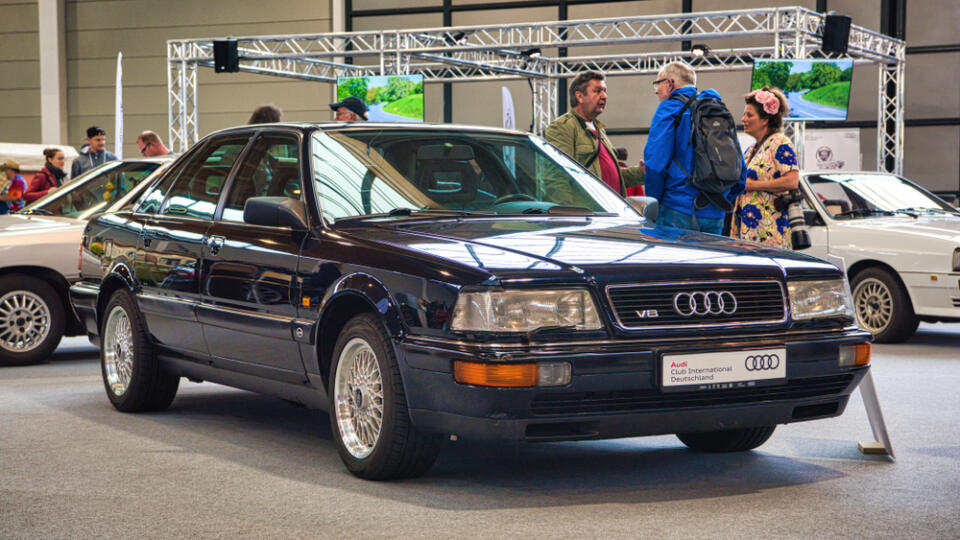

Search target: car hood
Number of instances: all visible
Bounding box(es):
[0,213,84,236]
[833,214,960,243]
[343,216,838,284]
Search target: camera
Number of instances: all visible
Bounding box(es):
[773,190,811,250]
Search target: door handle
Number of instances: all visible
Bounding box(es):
[207,235,225,256]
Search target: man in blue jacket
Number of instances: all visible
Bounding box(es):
[643,61,745,234]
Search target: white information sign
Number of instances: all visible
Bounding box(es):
[662,348,786,390]
[803,128,861,171]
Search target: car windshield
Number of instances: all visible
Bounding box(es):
[21,161,161,219]
[807,173,959,218]
[310,128,636,220]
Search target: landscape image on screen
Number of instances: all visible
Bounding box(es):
[336,75,424,122]
[751,59,854,121]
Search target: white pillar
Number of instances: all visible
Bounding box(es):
[332,0,345,103]
[38,0,68,144]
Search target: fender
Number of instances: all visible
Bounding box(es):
[95,259,139,324]
[317,272,406,339]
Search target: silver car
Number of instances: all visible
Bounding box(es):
[0,158,172,365]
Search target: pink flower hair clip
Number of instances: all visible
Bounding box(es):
[749,89,780,115]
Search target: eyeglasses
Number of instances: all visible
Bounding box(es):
[652,78,670,87]
[138,142,150,155]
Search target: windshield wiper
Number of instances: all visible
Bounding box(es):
[892,207,955,216]
[520,205,603,215]
[385,207,495,217]
[834,208,897,218]
[20,208,53,216]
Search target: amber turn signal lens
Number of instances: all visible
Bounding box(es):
[453,361,537,387]
[855,342,871,365]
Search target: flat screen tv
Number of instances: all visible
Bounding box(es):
[335,74,425,122]
[750,59,854,122]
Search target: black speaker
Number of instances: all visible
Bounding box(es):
[822,14,852,54]
[213,39,239,73]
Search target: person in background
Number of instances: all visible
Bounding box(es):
[0,160,28,213]
[729,86,799,248]
[544,71,644,200]
[248,104,283,124]
[329,97,368,122]
[25,148,67,203]
[643,61,745,234]
[71,126,117,179]
[137,131,174,157]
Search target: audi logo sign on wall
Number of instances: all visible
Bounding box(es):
[673,290,738,317]
[745,354,780,371]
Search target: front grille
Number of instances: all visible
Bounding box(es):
[530,374,854,416]
[952,298,960,307]
[606,280,786,329]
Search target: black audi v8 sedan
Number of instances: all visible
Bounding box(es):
[70,123,871,479]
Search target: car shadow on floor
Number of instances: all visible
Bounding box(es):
[59,378,852,510]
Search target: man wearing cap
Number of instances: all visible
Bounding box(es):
[71,126,118,179]
[0,160,27,214]
[330,97,368,122]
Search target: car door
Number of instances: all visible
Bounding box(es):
[197,131,308,381]
[134,135,249,358]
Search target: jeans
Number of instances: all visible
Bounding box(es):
[657,205,724,235]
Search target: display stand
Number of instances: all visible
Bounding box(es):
[825,254,895,460]
[857,371,895,459]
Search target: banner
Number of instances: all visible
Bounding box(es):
[501,87,515,174]
[114,52,123,159]
[803,128,860,171]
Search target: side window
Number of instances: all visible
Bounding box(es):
[222,134,301,223]
[136,164,183,214]
[160,137,248,219]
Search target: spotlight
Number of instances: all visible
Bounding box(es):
[690,44,710,58]
[522,47,542,58]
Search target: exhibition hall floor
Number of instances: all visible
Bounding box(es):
[2,325,958,539]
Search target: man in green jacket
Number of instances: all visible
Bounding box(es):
[545,71,644,205]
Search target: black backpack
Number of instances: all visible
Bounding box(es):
[671,92,743,212]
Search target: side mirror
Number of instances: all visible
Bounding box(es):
[243,197,309,230]
[803,208,824,226]
[627,196,658,222]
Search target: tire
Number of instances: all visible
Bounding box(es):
[0,275,65,367]
[677,426,776,453]
[329,313,442,480]
[100,289,179,412]
[851,267,919,343]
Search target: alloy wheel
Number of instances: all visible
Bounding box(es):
[103,305,135,396]
[0,290,51,353]
[853,277,893,333]
[333,337,384,459]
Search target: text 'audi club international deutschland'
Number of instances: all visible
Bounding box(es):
[70,123,872,479]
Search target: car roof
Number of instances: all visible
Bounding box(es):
[204,121,531,140]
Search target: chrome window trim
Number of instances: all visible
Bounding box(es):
[604,279,788,330]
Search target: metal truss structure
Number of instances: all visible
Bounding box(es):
[167,5,905,173]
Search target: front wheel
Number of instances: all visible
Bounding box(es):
[329,313,442,480]
[100,290,179,412]
[0,275,65,366]
[851,267,918,343]
[677,426,776,452]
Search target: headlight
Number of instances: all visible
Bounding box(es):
[788,279,854,320]
[451,289,603,332]
[952,248,960,272]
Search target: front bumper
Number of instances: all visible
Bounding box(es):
[398,328,871,442]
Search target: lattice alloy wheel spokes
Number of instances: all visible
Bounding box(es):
[334,337,384,459]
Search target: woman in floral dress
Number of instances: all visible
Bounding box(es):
[730,86,799,249]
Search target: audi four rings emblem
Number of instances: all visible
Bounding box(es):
[673,290,738,317]
[745,354,780,371]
